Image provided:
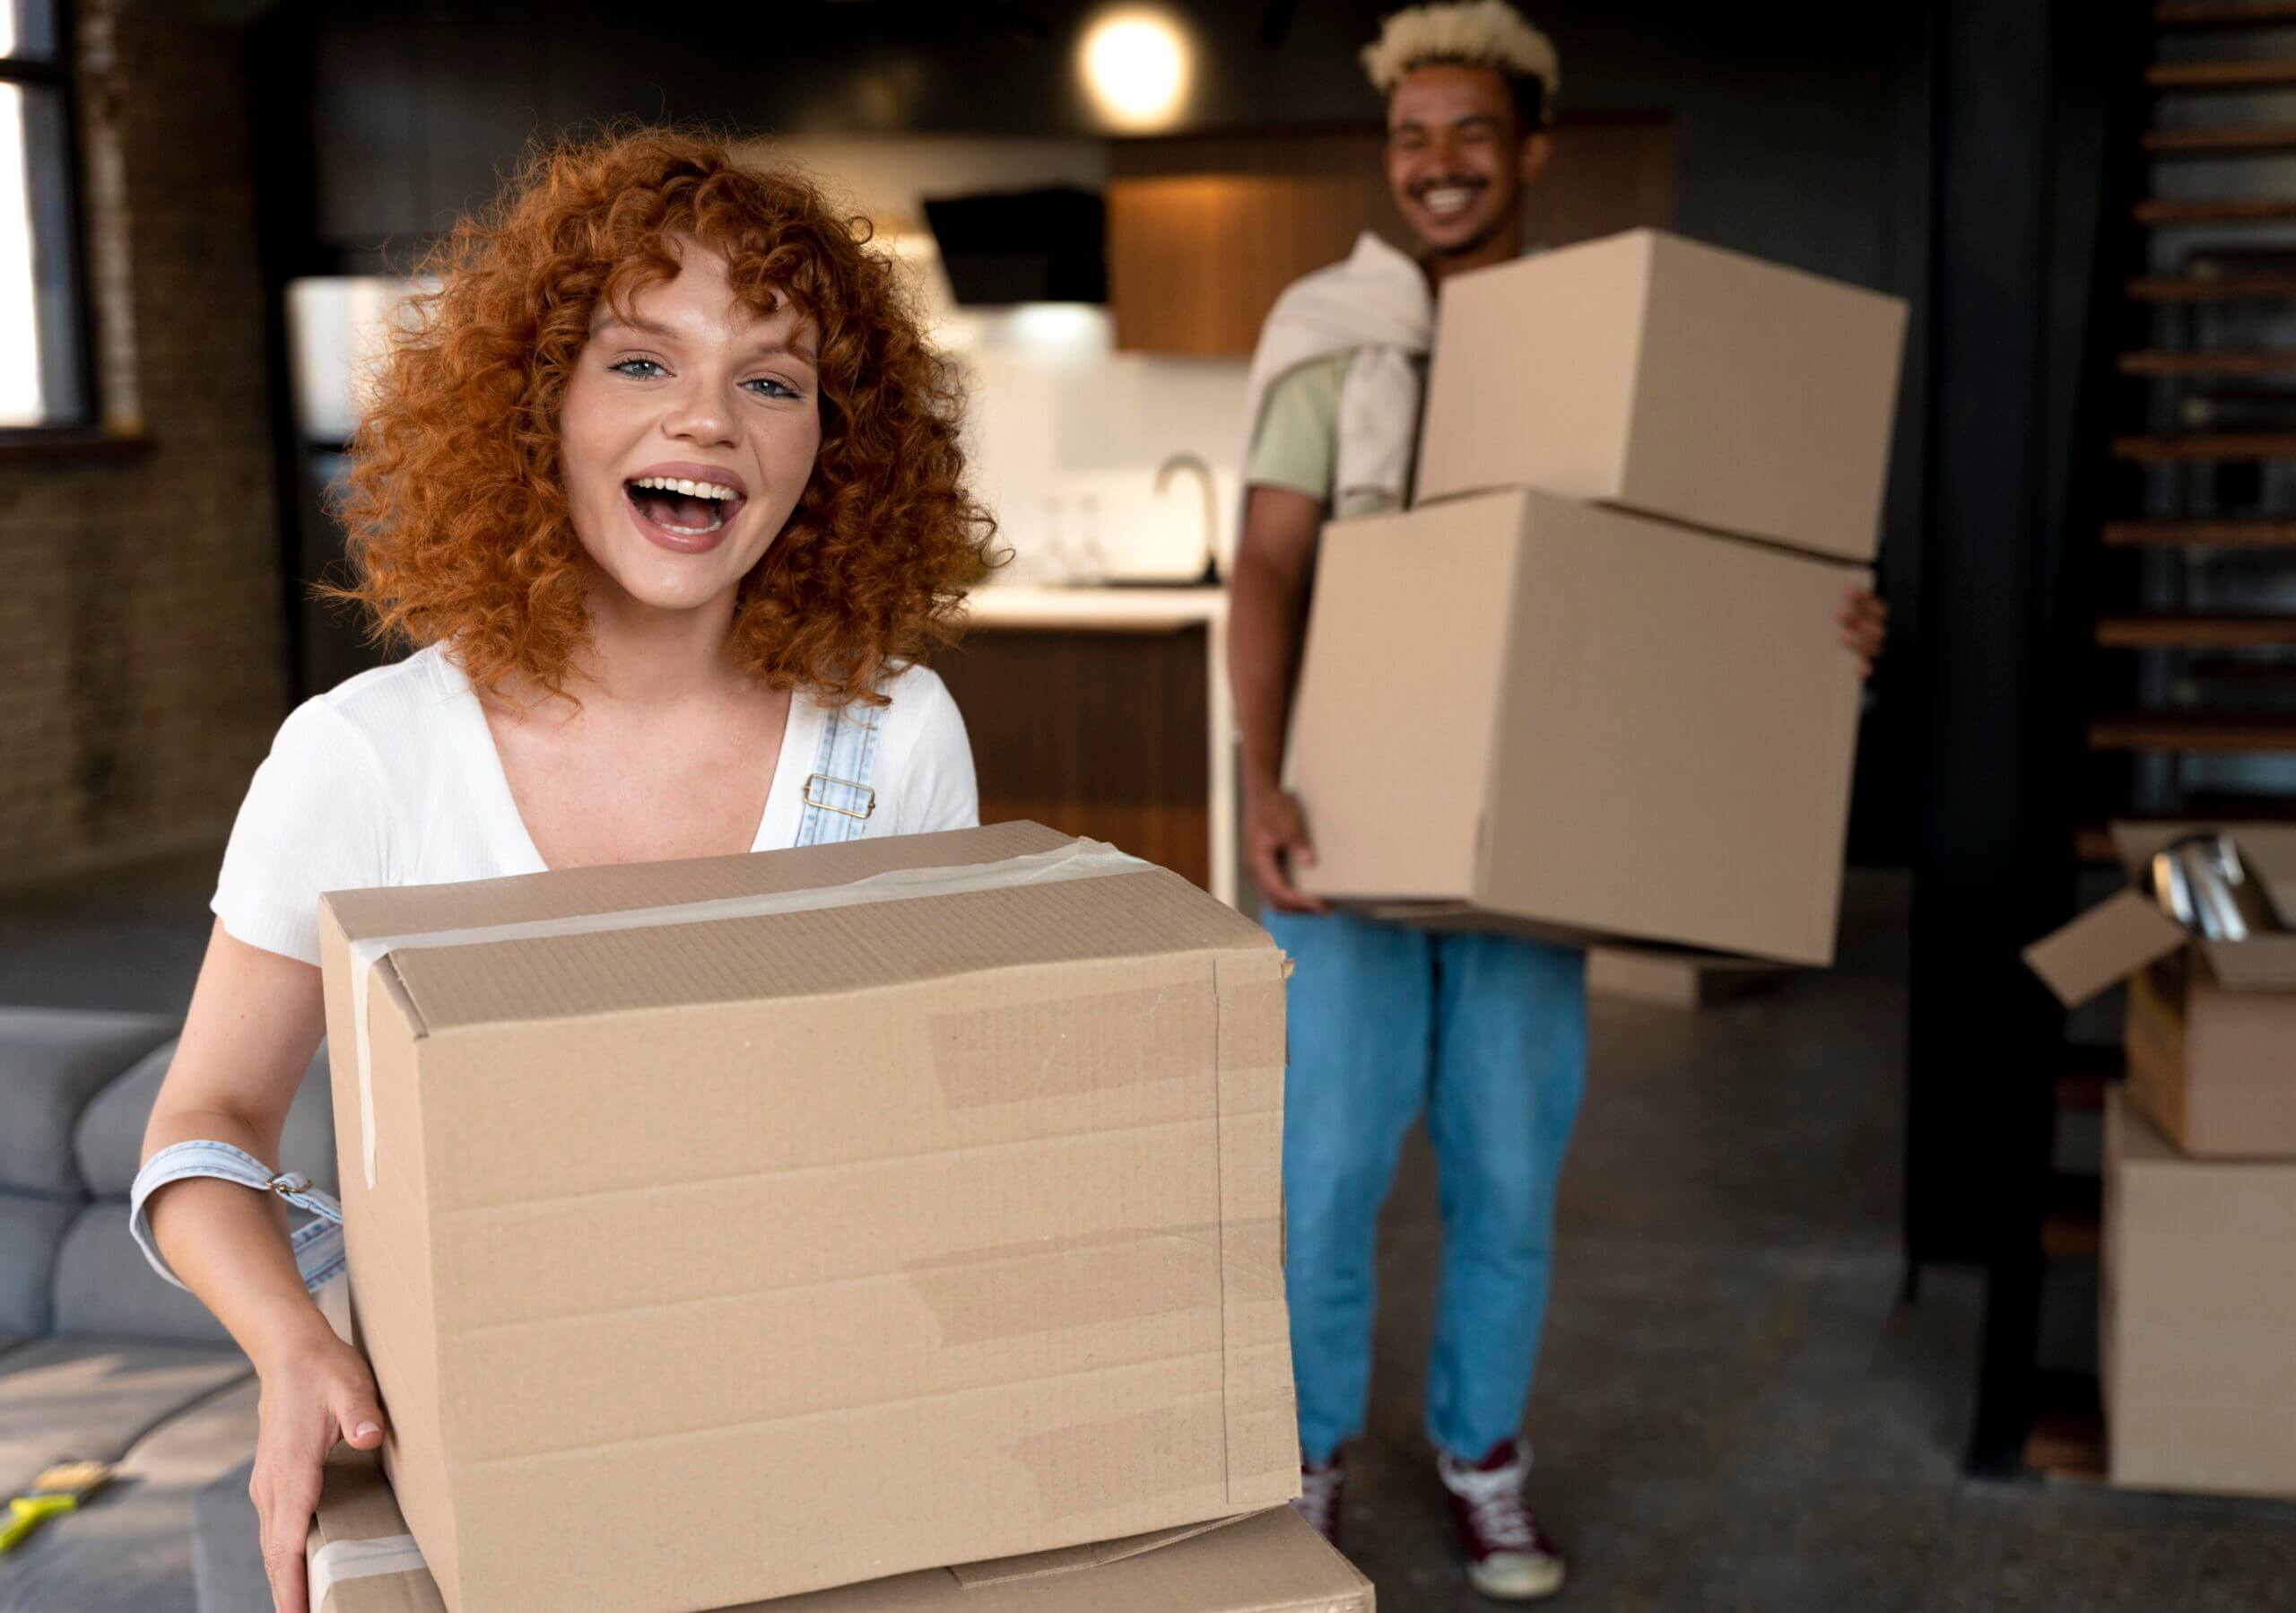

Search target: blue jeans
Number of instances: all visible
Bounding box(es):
[1264,907,1587,1465]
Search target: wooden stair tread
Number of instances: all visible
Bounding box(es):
[2096,612,2296,647]
[2110,432,2296,459]
[2104,517,2296,545]
[2040,1172,2103,1258]
[2143,123,2296,153]
[2136,196,2296,224]
[2119,348,2296,375]
[2147,58,2296,91]
[2089,710,2296,751]
[2126,273,2296,300]
[2156,0,2296,26]
[2076,794,2296,861]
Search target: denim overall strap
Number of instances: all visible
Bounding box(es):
[794,694,886,847]
[129,1139,346,1296]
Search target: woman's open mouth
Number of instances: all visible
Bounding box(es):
[624,475,747,553]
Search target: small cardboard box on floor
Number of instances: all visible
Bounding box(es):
[2103,1091,2296,1498]
[305,1450,1373,1613]
[1283,227,1905,965]
[2022,823,2296,1156]
[315,822,1298,1613]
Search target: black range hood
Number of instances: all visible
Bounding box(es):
[921,185,1107,306]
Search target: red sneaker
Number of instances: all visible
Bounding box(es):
[1292,1454,1346,1548]
[1436,1440,1565,1601]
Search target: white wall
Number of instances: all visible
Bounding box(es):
[746,134,1252,584]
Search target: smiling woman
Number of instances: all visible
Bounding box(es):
[130,126,1000,1613]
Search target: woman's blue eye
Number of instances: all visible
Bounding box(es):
[747,378,801,400]
[611,358,664,378]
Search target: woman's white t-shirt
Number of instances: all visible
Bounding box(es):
[212,643,979,965]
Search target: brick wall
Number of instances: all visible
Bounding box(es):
[0,1,286,886]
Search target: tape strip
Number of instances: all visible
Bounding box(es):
[347,840,1152,1187]
[308,1533,427,1609]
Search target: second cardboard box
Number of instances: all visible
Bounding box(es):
[1285,489,1866,964]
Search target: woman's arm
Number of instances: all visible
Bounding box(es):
[143,920,387,1613]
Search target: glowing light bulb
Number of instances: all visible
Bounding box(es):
[1080,11,1190,131]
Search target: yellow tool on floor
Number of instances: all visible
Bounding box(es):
[0,1460,115,1552]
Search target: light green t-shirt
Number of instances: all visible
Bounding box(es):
[1244,350,1427,519]
[1244,352,1353,510]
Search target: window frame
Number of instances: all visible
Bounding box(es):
[0,0,101,439]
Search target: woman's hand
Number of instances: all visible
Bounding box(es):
[251,1330,387,1613]
[1244,775,1330,915]
[1836,585,1889,680]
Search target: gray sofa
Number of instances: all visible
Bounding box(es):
[1,1008,333,1612]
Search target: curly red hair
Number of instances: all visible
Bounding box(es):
[332,126,996,707]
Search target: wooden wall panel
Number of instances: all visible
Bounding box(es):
[932,625,1213,890]
[1107,116,1674,356]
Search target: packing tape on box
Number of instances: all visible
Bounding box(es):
[346,840,1153,1187]
[309,1533,427,1609]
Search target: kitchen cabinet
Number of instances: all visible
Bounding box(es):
[933,588,1234,902]
[1107,116,1675,357]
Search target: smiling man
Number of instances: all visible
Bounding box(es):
[1229,3,1886,1602]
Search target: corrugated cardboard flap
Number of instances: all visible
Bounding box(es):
[2022,889,2188,1007]
[947,1513,1252,1588]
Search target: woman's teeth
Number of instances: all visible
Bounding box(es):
[631,474,741,501]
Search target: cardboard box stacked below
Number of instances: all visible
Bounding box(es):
[2103,1093,2296,1499]
[1285,227,1905,963]
[2025,822,2296,1497]
[315,821,1298,1613]
[305,1450,1374,1613]
[1287,490,1868,964]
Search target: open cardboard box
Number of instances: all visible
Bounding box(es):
[2103,1091,2296,1498]
[305,1449,1373,1613]
[1284,489,1866,965]
[2023,823,2296,1156]
[316,823,1298,1612]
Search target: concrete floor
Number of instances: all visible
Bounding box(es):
[7,856,2296,1610]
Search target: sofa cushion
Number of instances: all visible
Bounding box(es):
[52,1202,233,1346]
[77,1041,337,1199]
[0,1338,249,1497]
[0,1008,177,1195]
[0,1190,78,1336]
[0,1364,257,1613]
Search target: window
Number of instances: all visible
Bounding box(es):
[0,0,90,430]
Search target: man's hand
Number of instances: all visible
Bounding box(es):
[1836,585,1888,680]
[1244,775,1330,915]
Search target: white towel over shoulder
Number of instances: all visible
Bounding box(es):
[1239,231,1434,520]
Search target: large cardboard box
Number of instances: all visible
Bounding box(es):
[315,822,1298,1613]
[2022,823,2296,1156]
[1283,489,1866,964]
[304,1451,1373,1613]
[2102,1091,2296,1497]
[1413,228,1909,563]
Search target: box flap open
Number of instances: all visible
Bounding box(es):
[2023,889,2189,1007]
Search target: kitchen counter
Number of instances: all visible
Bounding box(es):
[961,583,1227,632]
[955,583,1239,907]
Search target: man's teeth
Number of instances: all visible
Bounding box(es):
[1421,187,1476,215]
[631,474,741,501]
